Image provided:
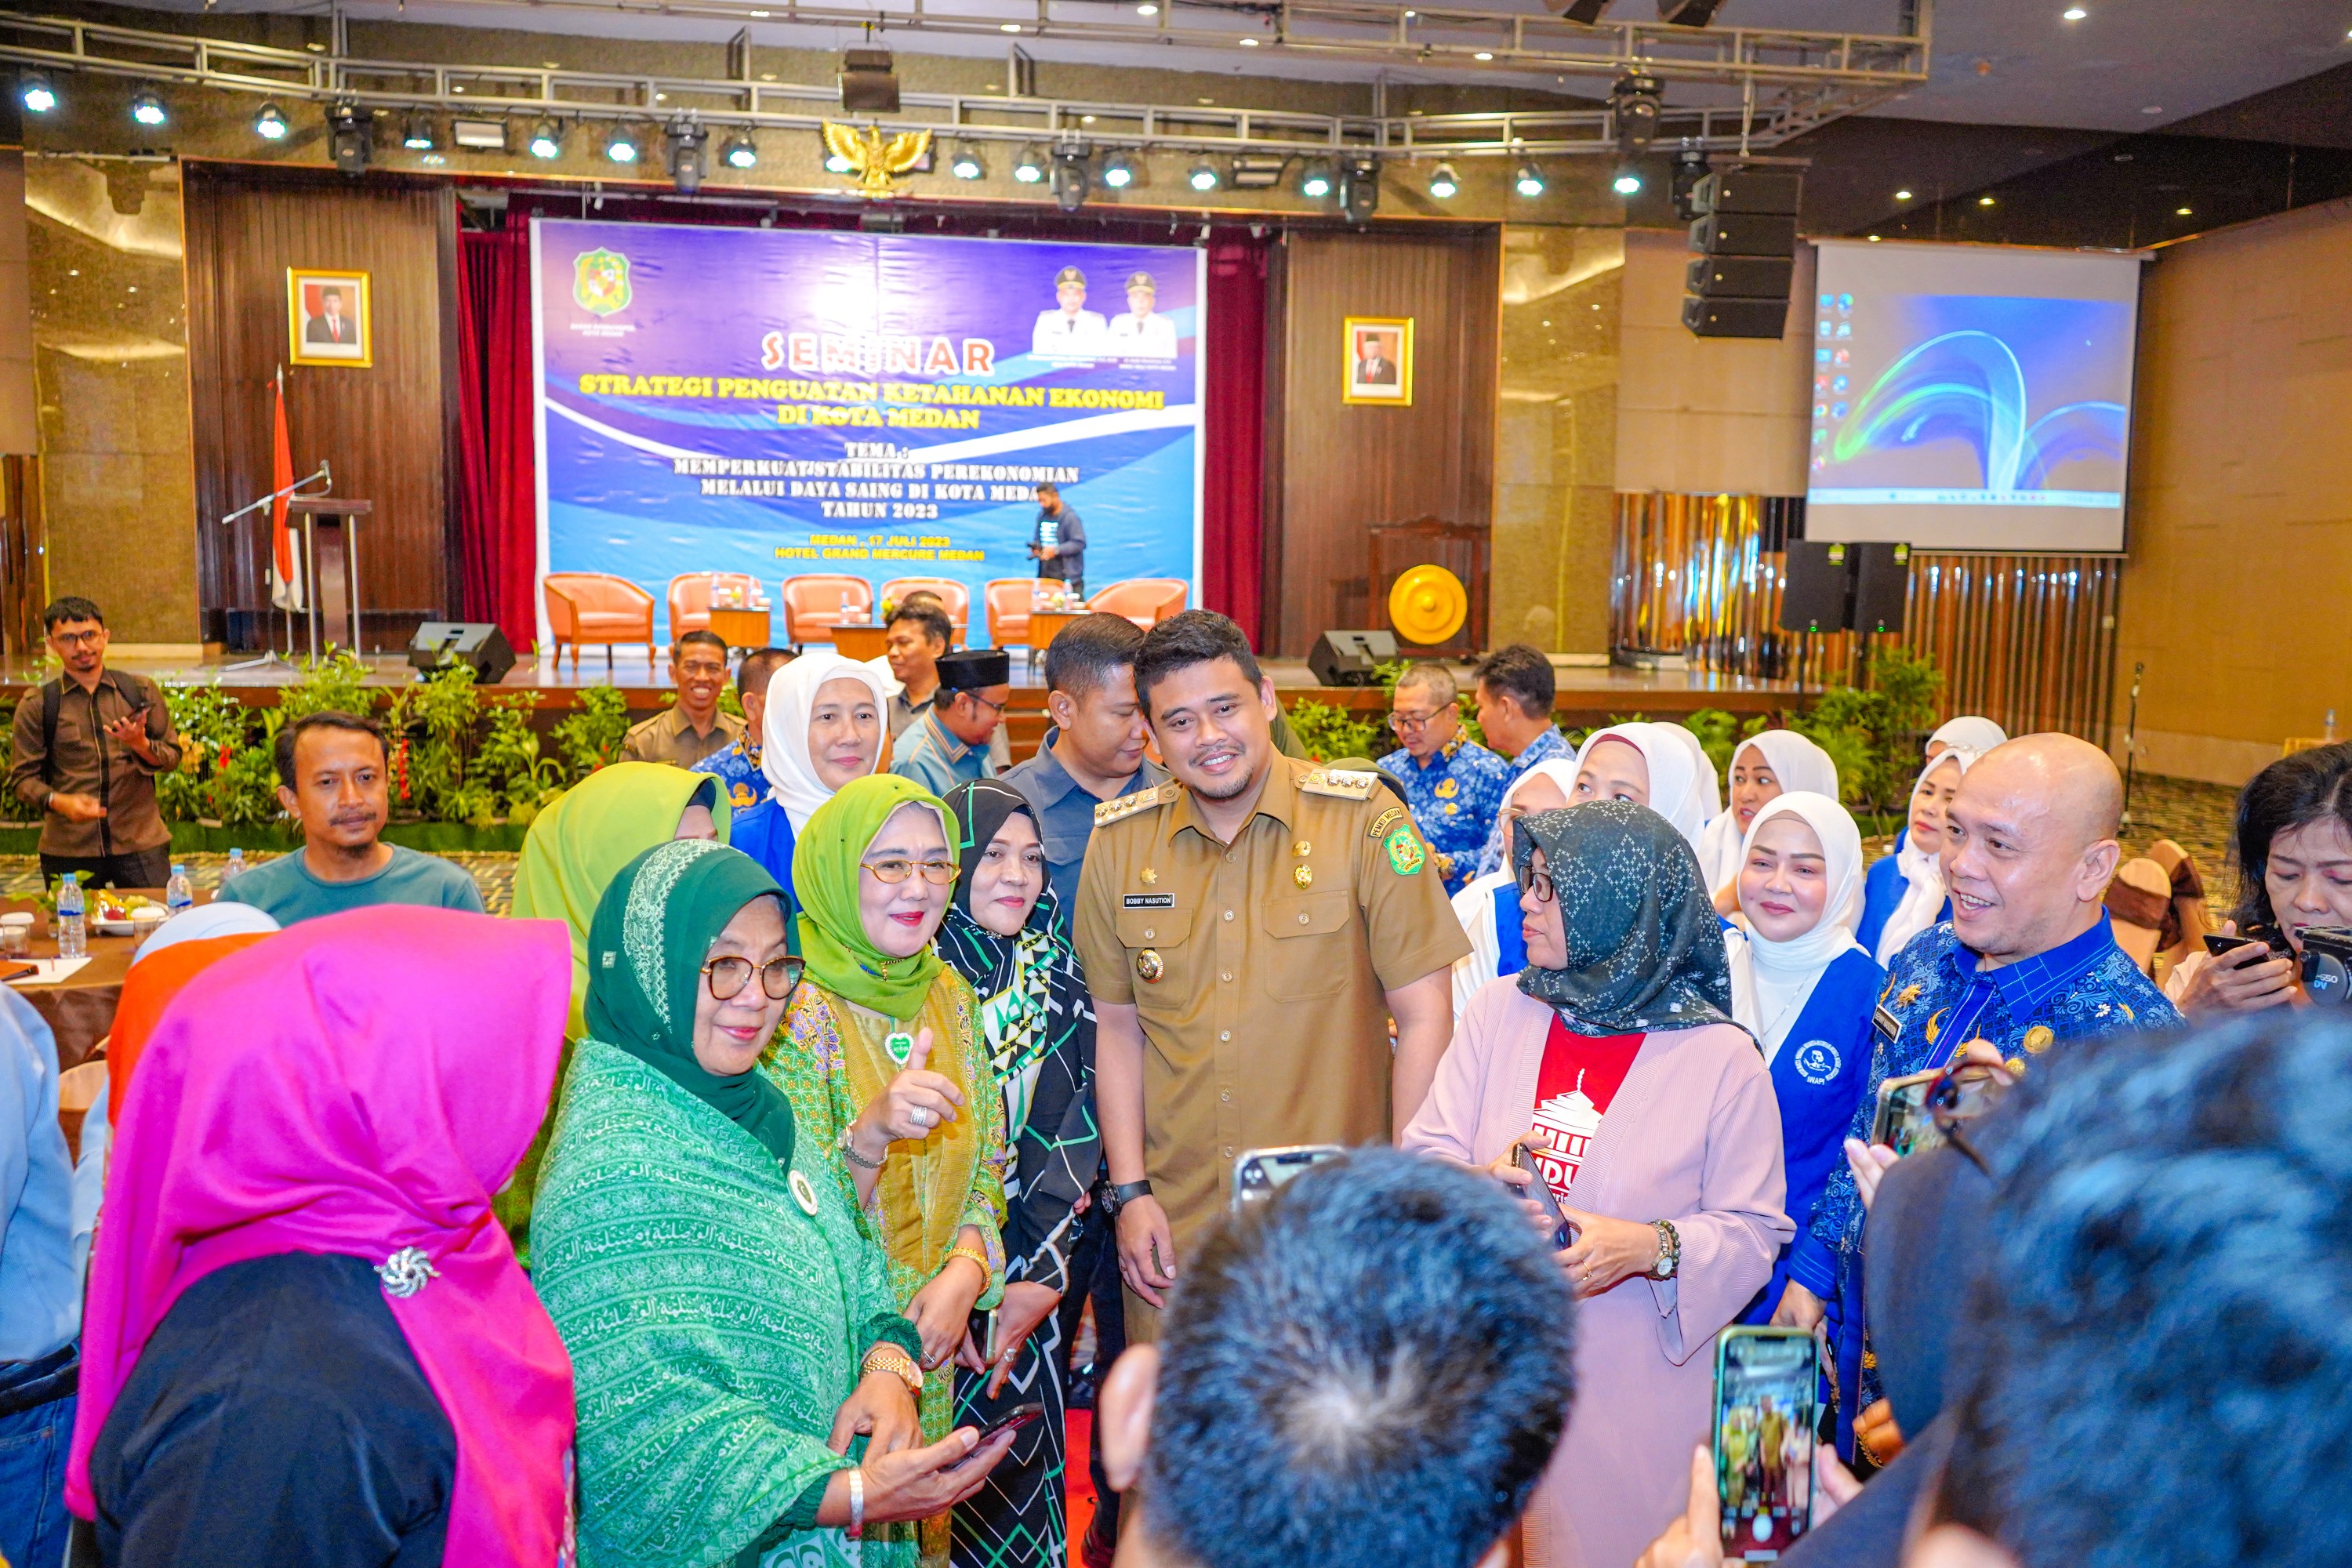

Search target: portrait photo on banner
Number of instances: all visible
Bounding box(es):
[1342,316,1414,405]
[287,268,372,367]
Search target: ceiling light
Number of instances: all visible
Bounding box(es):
[1051,143,1091,211]
[329,102,370,176]
[2176,205,2192,216]
[1138,2,1159,12]
[1102,151,1134,189]
[1612,169,1642,195]
[129,86,166,126]
[951,143,984,179]
[1867,234,1882,241]
[1014,143,1046,183]
[1427,162,1460,199]
[255,102,289,140]
[605,125,641,163]
[20,72,57,114]
[1339,155,1380,223]
[1670,146,1709,220]
[1514,162,1545,198]
[1300,159,1334,199]
[1188,158,1220,192]
[528,118,564,158]
[2062,5,2086,16]
[666,118,708,193]
[1610,71,1663,157]
[718,132,756,169]
[2141,105,2163,114]
[1473,50,1494,60]
[1977,194,1994,205]
[1000,22,1022,31]
[402,113,437,151]
[1894,188,1912,199]
[1240,35,1260,45]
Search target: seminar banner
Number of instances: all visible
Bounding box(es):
[531,217,1206,648]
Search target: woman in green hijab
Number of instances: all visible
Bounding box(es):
[532,838,1014,1568]
[769,775,1010,1567]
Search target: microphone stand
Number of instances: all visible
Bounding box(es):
[2119,661,2143,833]
[220,463,332,673]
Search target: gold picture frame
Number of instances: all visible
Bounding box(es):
[287,268,372,368]
[1341,315,1413,406]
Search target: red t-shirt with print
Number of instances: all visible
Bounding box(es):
[1524,1019,1644,1207]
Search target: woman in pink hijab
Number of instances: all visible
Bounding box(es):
[67,906,578,1568]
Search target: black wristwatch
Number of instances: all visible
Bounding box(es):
[1101,1179,1154,1219]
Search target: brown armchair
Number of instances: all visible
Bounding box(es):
[879,576,971,644]
[984,579,1036,652]
[781,574,876,650]
[1089,577,1189,630]
[668,572,765,639]
[544,572,657,668]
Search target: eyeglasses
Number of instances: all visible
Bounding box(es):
[702,953,806,1002]
[1513,862,1556,904]
[956,690,1008,720]
[1388,710,1443,734]
[863,857,960,886]
[50,629,103,648]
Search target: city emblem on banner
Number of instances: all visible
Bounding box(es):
[573,249,633,317]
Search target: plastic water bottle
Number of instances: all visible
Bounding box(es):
[55,875,85,960]
[220,848,246,885]
[165,863,194,915]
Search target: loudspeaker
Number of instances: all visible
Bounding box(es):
[1686,255,1795,299]
[1690,169,1804,216]
[1555,0,1612,17]
[1308,630,1398,688]
[1657,0,1727,22]
[408,622,517,684]
[1777,543,1851,633]
[1849,543,1911,634]
[1683,296,1791,339]
[838,49,901,114]
[1690,211,1799,258]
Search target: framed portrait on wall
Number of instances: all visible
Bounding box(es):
[287,268,372,367]
[1341,316,1413,406]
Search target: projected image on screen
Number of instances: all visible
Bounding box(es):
[1806,242,2143,553]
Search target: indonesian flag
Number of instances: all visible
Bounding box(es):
[269,367,304,613]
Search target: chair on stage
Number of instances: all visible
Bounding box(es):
[984,579,1036,653]
[668,572,765,639]
[781,574,876,652]
[880,577,970,644]
[545,572,657,668]
[1089,578,1190,630]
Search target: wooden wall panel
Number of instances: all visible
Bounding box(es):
[1264,227,1501,655]
[184,163,458,648]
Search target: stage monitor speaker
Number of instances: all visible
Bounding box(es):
[1686,255,1795,299]
[1778,543,1851,633]
[408,622,517,685]
[1690,169,1803,216]
[1689,211,1799,258]
[1849,542,1911,634]
[1682,296,1791,339]
[1308,630,1398,688]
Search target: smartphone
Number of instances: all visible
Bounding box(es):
[1231,1145,1346,1214]
[1512,1142,1574,1250]
[1870,1068,1946,1157]
[974,1400,1047,1442]
[2205,931,2285,960]
[1712,1327,1820,1561]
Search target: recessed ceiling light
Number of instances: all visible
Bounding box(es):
[1867,234,1882,241]
[1474,49,1494,59]
[2176,205,2192,216]
[1977,194,1995,205]
[2141,104,2163,114]
[1138,2,1158,12]
[1000,22,1021,31]
[1894,188,1911,200]
[2061,5,2086,17]
[1240,35,1259,45]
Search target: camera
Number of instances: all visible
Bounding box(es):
[2298,925,2352,1004]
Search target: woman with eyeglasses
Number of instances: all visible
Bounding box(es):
[771,775,1011,1567]
[1402,800,1790,1568]
[935,779,1099,1568]
[532,837,1015,1568]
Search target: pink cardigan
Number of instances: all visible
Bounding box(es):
[1402,975,1791,1568]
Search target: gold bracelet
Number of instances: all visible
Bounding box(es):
[945,1243,993,1283]
[862,1342,924,1394]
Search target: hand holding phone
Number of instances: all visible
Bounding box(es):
[1712,1328,1819,1560]
[971,1400,1046,1443]
[2181,924,2298,1017]
[1509,1141,1574,1251]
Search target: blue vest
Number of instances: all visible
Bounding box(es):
[730,797,798,907]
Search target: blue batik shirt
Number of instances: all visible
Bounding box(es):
[1470,726,1577,879]
[690,735,765,815]
[1377,735,1510,895]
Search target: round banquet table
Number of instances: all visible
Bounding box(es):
[4,891,215,1072]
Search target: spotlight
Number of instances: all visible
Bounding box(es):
[255,102,289,140]
[402,113,437,151]
[941,142,978,179]
[1300,159,1334,200]
[1014,143,1046,183]
[605,125,641,164]
[1610,71,1662,158]
[1613,169,1643,196]
[1427,162,1460,199]
[1102,150,1134,189]
[1513,162,1545,198]
[20,71,57,114]
[1670,146,1709,220]
[1188,158,1219,192]
[129,85,167,127]
[1338,155,1379,224]
[666,118,707,193]
[1051,143,1091,211]
[528,118,564,159]
[329,102,371,176]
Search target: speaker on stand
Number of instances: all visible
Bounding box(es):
[408,622,517,684]
[1308,630,1399,688]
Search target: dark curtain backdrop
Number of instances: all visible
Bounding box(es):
[1203,234,1270,648]
[455,226,538,650]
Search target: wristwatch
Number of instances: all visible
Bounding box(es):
[1649,1220,1682,1281]
[1100,1178,1154,1219]
[862,1342,924,1395]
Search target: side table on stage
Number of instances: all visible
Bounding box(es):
[290,496,374,655]
[1025,609,1088,655]
[707,606,773,651]
[829,624,891,662]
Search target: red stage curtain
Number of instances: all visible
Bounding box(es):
[455,227,539,651]
[1202,235,1270,648]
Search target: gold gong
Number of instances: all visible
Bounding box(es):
[1388,564,1469,646]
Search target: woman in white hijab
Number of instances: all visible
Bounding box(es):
[1445,758,1581,1021]
[1721,791,1880,1327]
[1857,746,1977,964]
[729,650,890,901]
[1697,729,1842,904]
[1570,723,1711,855]
[1926,715,2005,760]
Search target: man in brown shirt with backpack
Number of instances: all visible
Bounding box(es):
[9,597,182,889]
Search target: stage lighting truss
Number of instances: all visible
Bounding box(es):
[0,8,1927,167]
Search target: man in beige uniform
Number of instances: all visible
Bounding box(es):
[1074,611,1467,1339]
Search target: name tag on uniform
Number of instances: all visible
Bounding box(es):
[1123,894,1174,909]
[1873,1004,1903,1044]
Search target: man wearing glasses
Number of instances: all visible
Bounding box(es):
[1376,663,1508,895]
[8,597,183,891]
[890,648,1011,797]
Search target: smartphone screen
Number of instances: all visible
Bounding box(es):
[1870,1069,1946,1157]
[1714,1328,1820,1561]
[1231,1145,1346,1213]
[1512,1142,1573,1250]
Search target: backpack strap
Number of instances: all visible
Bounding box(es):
[38,677,61,790]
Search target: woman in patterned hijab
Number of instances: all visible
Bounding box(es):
[935,779,1098,1568]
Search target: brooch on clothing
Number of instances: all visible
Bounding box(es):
[789,1169,822,1217]
[376,1247,439,1298]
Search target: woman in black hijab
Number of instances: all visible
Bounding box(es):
[935,779,1099,1568]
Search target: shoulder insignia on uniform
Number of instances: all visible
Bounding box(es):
[1367,805,1404,840]
[1300,768,1377,800]
[1094,782,1179,826]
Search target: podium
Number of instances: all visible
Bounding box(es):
[289,497,372,655]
